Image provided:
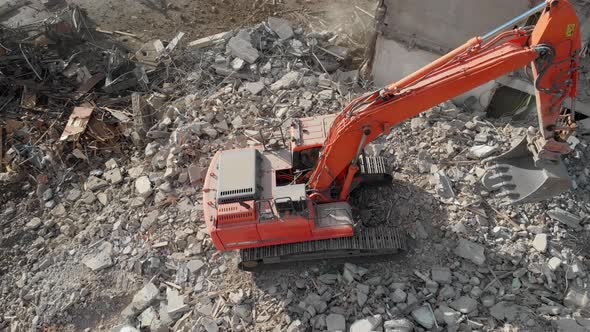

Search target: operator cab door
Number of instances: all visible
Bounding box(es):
[256,198,312,244]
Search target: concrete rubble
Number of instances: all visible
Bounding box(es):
[1,10,590,332]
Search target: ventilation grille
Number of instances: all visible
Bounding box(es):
[219,187,255,204]
[217,200,256,225]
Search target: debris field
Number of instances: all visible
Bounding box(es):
[1,2,590,332]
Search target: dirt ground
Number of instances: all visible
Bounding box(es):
[5,0,377,42]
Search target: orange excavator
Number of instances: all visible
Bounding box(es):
[203,0,581,269]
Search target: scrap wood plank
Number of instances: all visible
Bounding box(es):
[60,105,94,142]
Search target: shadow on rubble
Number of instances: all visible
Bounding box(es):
[249,178,447,287]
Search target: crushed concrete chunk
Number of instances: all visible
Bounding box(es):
[86,176,108,191]
[186,259,204,274]
[455,238,486,265]
[489,301,521,322]
[548,257,562,271]
[271,71,302,91]
[244,81,265,95]
[122,282,159,319]
[431,266,452,284]
[139,306,157,328]
[82,242,113,271]
[135,176,153,197]
[434,171,455,200]
[326,313,346,331]
[383,319,414,332]
[26,217,42,230]
[532,233,548,252]
[450,295,478,314]
[469,145,499,159]
[350,315,382,332]
[268,17,294,40]
[104,168,123,185]
[411,306,435,329]
[318,274,338,285]
[564,285,590,310]
[437,304,461,326]
[167,288,189,317]
[548,208,582,230]
[112,325,140,332]
[552,318,585,332]
[201,317,219,332]
[391,288,407,303]
[227,34,259,64]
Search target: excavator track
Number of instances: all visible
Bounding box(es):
[238,227,406,271]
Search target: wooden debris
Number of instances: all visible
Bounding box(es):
[60,105,94,142]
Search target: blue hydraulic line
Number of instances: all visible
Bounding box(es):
[482,2,547,40]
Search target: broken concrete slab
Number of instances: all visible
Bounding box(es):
[268,17,294,40]
[121,282,160,319]
[26,217,42,230]
[469,145,499,159]
[383,319,414,332]
[244,81,265,95]
[271,71,302,91]
[552,318,586,332]
[326,313,346,331]
[82,242,113,271]
[455,238,486,265]
[85,176,108,192]
[548,208,582,230]
[433,171,455,200]
[564,285,590,310]
[449,295,478,314]
[104,168,123,185]
[350,315,382,332]
[548,257,562,271]
[437,304,461,326]
[139,306,158,328]
[532,233,548,253]
[489,301,521,322]
[135,176,153,197]
[391,288,407,303]
[227,33,259,64]
[318,274,338,285]
[166,288,190,318]
[431,266,452,284]
[411,306,435,329]
[186,259,205,274]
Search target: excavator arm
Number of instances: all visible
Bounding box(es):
[307,0,581,203]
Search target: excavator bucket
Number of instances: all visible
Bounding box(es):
[481,136,572,204]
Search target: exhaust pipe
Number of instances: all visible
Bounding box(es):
[481,136,572,204]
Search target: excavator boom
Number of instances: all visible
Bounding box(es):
[202,1,581,267]
[308,0,580,203]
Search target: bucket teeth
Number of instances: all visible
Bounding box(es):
[491,180,516,191]
[481,136,572,204]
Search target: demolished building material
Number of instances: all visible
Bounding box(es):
[1,5,590,332]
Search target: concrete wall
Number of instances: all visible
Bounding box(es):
[372,0,590,115]
[380,0,535,52]
[372,35,497,112]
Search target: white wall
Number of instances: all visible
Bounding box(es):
[372,36,498,112]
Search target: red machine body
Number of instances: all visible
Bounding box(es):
[203,0,581,252]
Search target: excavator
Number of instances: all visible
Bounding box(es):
[202,0,582,269]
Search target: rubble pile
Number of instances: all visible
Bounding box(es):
[0,5,187,184]
[2,10,590,332]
